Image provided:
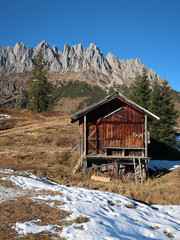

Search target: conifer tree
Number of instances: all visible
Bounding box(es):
[150,79,178,148]
[129,67,151,110]
[150,78,162,140]
[28,50,52,112]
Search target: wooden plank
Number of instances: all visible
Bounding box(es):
[133,158,137,183]
[141,124,144,148]
[78,129,81,155]
[88,141,97,149]
[91,175,110,183]
[129,123,132,148]
[132,124,135,148]
[137,123,139,148]
[73,155,83,174]
[103,147,145,150]
[115,162,119,178]
[138,157,143,184]
[111,124,113,146]
[145,114,148,157]
[86,154,151,159]
[88,128,97,138]
[122,123,124,147]
[84,115,87,156]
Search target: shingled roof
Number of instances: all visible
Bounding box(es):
[71,92,160,123]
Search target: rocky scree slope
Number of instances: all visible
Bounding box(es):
[0,41,159,97]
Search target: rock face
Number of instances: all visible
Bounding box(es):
[0,41,159,97]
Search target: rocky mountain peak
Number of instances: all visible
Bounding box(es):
[52,44,58,54]
[0,41,161,98]
[106,52,121,71]
[13,42,26,60]
[14,42,26,51]
[36,40,50,50]
[72,43,83,57]
[63,44,70,55]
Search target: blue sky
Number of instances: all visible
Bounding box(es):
[1,0,180,91]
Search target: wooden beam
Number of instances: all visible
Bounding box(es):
[73,155,83,174]
[86,154,151,160]
[91,175,110,183]
[115,162,119,178]
[138,157,143,184]
[145,114,148,157]
[84,115,87,156]
[82,159,87,175]
[78,129,81,155]
[133,158,137,183]
[145,159,149,179]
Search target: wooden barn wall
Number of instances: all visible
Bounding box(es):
[102,105,144,149]
[81,104,145,155]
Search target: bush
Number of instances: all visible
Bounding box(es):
[74,216,90,224]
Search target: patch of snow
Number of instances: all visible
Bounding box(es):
[0,185,25,203]
[3,175,61,192]
[39,115,46,118]
[0,169,15,174]
[35,189,180,240]
[13,117,22,119]
[14,220,58,236]
[148,160,180,171]
[0,114,11,119]
[2,170,180,239]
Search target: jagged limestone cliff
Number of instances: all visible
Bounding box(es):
[0,41,159,97]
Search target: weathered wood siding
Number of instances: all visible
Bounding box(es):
[87,125,97,154]
[86,105,144,154]
[102,105,144,149]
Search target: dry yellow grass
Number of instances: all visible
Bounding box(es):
[0,179,14,188]
[164,231,175,238]
[151,225,161,230]
[0,109,180,205]
[0,197,69,239]
[54,97,88,113]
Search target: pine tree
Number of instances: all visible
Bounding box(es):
[28,50,52,112]
[150,78,162,140]
[150,79,178,148]
[129,67,151,110]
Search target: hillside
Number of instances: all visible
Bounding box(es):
[0,109,180,239]
[0,169,180,239]
[0,109,180,205]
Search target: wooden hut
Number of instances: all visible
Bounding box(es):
[71,92,159,182]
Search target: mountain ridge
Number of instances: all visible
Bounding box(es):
[0,41,160,98]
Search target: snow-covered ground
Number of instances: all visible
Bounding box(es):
[0,113,11,120]
[148,160,180,171]
[0,168,180,240]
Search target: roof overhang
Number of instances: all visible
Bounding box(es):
[71,92,160,123]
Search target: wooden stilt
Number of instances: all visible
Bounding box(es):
[133,158,137,183]
[82,159,87,175]
[115,161,119,178]
[84,115,87,156]
[145,159,149,179]
[145,115,148,157]
[138,157,143,184]
[73,155,84,174]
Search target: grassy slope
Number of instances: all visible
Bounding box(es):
[0,109,180,205]
[1,80,180,126]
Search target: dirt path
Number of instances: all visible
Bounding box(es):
[0,118,68,137]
